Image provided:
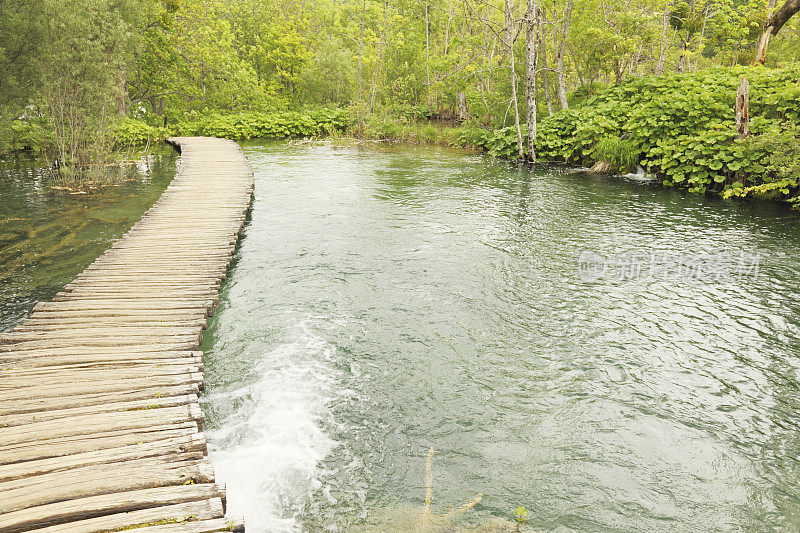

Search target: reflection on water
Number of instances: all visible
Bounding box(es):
[0,149,176,330]
[199,141,797,532]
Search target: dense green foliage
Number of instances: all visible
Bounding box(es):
[472,66,800,203]
[726,125,800,204]
[0,119,52,155]
[115,109,350,145]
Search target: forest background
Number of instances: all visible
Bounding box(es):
[1,0,799,202]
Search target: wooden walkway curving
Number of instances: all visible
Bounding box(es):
[0,138,254,533]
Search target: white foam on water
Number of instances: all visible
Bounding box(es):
[622,164,657,182]
[204,320,339,532]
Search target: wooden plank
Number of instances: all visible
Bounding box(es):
[0,366,201,383]
[30,498,225,533]
[0,454,216,513]
[0,373,203,402]
[0,393,198,427]
[0,363,204,382]
[64,282,222,291]
[14,318,208,330]
[0,361,200,377]
[0,484,225,533]
[0,434,207,482]
[25,309,209,321]
[0,423,199,464]
[132,517,245,533]
[0,350,201,368]
[0,327,203,342]
[0,383,198,417]
[0,350,200,368]
[0,403,204,446]
[0,336,202,351]
[32,299,215,312]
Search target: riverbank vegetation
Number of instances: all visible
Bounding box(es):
[1,0,799,201]
[472,66,800,203]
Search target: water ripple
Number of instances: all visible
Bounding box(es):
[202,142,800,532]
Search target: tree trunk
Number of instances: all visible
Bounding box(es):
[754,0,778,64]
[480,78,491,115]
[755,0,799,64]
[694,7,709,72]
[614,58,627,84]
[369,0,391,113]
[754,29,772,65]
[630,44,643,76]
[556,0,574,110]
[525,0,540,161]
[677,34,692,73]
[425,0,433,115]
[458,91,470,122]
[357,0,367,134]
[735,77,750,139]
[655,1,671,75]
[539,7,553,115]
[505,0,524,159]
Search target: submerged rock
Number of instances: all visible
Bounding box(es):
[589,160,614,174]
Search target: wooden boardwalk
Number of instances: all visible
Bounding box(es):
[0,138,253,532]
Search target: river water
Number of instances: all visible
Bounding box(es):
[3,142,800,532]
[198,142,800,532]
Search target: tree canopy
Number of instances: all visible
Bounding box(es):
[0,0,798,169]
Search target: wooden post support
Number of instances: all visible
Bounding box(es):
[735,77,750,139]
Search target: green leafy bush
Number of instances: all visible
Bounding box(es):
[481,126,527,159]
[114,118,170,146]
[724,125,800,205]
[0,118,52,156]
[457,127,494,149]
[480,65,800,203]
[175,109,351,140]
[114,108,351,146]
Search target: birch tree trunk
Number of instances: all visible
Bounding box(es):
[755,0,799,64]
[425,0,433,115]
[369,0,391,113]
[556,0,574,110]
[505,0,524,159]
[357,0,367,134]
[693,7,709,72]
[539,6,553,115]
[677,34,692,74]
[629,45,642,76]
[525,0,540,161]
[655,1,671,75]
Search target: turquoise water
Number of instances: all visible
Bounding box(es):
[3,141,799,532]
[200,142,800,532]
[0,150,176,331]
